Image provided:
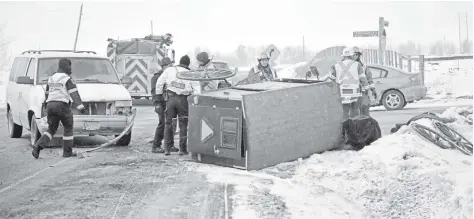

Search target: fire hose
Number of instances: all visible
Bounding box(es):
[36,109,138,159]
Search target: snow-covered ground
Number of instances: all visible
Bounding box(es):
[196,106,473,219]
[424,59,473,99]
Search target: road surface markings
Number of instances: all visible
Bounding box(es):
[224,182,229,219]
[112,193,126,219]
[0,159,68,195]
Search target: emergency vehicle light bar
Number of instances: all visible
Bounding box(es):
[22,50,97,55]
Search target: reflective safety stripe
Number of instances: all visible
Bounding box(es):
[68,88,78,93]
[44,132,52,140]
[336,61,358,84]
[63,136,74,140]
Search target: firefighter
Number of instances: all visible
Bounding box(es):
[150,57,179,153]
[32,58,87,159]
[246,53,277,84]
[155,55,201,156]
[323,47,370,120]
[352,46,378,116]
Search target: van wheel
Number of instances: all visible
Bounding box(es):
[30,116,41,146]
[7,109,23,138]
[115,131,132,146]
[382,90,405,110]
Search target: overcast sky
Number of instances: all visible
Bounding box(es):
[0,0,472,59]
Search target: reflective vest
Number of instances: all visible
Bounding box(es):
[253,65,277,81]
[334,60,361,104]
[163,66,198,95]
[46,73,72,103]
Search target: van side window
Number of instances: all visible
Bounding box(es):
[8,58,20,82]
[11,58,30,82]
[26,58,37,78]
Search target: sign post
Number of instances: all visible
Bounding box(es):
[264,44,281,65]
[353,17,389,65]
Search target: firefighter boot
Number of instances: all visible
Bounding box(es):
[32,134,51,159]
[152,145,165,153]
[62,137,77,157]
[164,146,171,156]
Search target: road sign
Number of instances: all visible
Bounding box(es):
[264,44,281,62]
[353,31,379,37]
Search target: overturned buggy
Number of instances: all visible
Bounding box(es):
[177,68,345,170]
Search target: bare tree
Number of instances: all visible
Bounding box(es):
[0,25,10,71]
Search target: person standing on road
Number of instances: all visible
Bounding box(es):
[32,58,87,159]
[246,53,277,84]
[156,55,201,156]
[322,46,369,120]
[150,57,179,153]
[352,46,378,117]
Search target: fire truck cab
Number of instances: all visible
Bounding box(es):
[107,34,175,99]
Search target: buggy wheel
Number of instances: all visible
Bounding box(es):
[432,121,473,155]
[410,123,456,149]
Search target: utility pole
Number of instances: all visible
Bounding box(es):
[458,13,462,53]
[73,3,83,52]
[466,12,469,49]
[150,20,154,35]
[302,36,305,62]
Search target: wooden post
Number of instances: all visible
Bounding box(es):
[394,52,398,68]
[407,55,412,72]
[399,56,403,69]
[419,55,425,85]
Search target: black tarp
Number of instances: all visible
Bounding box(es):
[343,115,382,150]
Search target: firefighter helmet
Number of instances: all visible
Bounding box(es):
[352,46,362,55]
[258,52,270,61]
[161,57,172,67]
[341,47,356,57]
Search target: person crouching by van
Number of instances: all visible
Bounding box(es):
[155,55,201,155]
[32,58,87,159]
[150,57,179,153]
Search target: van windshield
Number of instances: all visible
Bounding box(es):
[37,58,120,84]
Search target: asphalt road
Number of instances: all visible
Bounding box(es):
[0,104,464,219]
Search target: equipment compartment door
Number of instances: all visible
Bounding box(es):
[188,104,243,160]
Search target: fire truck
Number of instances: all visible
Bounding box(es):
[107,34,175,99]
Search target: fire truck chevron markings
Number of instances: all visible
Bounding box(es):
[127,80,146,93]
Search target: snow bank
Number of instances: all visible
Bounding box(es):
[424,59,473,99]
[196,106,473,219]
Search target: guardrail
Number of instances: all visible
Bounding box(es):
[314,46,473,85]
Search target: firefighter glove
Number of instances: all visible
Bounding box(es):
[155,105,163,114]
[156,94,165,102]
[371,89,378,100]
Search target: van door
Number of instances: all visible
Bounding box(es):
[18,58,36,127]
[6,57,29,125]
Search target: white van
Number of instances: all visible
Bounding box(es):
[5,50,135,146]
